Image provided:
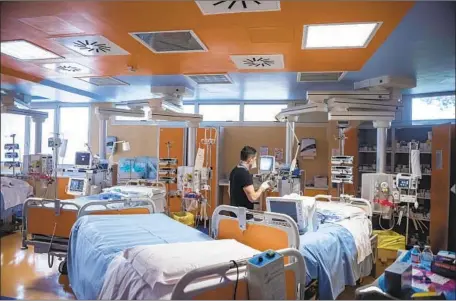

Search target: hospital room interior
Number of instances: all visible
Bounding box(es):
[1,1,456,300]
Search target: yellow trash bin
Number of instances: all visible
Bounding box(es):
[372,230,406,277]
[172,211,195,227]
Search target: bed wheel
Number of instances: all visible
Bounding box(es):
[58,260,68,275]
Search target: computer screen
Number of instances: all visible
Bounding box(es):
[259,156,275,173]
[269,201,298,223]
[69,178,85,192]
[75,152,91,168]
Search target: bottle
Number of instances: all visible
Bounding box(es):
[411,245,421,267]
[420,245,434,271]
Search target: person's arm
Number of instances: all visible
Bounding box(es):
[243,184,265,203]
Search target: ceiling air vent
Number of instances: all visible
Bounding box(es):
[78,76,129,86]
[41,62,92,75]
[230,54,284,70]
[129,30,207,53]
[186,74,232,85]
[196,1,280,15]
[297,72,346,82]
[52,35,129,56]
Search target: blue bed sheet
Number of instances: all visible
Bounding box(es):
[300,223,371,300]
[67,214,212,300]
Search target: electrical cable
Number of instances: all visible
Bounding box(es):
[47,222,57,268]
[230,260,239,300]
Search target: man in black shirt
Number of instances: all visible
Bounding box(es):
[229,146,271,211]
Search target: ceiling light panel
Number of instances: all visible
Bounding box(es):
[78,76,129,86]
[130,30,207,53]
[230,54,284,70]
[18,16,84,35]
[302,22,382,49]
[186,74,232,85]
[196,1,280,15]
[297,72,346,82]
[41,62,92,75]
[52,35,129,56]
[0,40,60,60]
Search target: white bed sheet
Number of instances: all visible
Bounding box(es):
[1,177,33,211]
[99,239,260,300]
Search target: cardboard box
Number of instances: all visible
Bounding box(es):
[375,248,398,278]
[384,262,412,297]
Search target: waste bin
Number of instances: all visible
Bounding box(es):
[372,230,406,277]
[172,211,195,227]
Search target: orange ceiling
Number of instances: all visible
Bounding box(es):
[0,1,414,80]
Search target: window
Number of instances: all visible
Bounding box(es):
[412,95,455,120]
[244,104,288,121]
[30,109,55,154]
[59,107,90,164]
[183,104,195,114]
[1,114,26,173]
[114,105,149,121]
[199,104,240,122]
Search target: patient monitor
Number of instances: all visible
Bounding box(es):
[259,155,275,174]
[75,151,92,169]
[266,195,317,234]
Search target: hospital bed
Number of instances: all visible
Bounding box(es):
[268,194,377,300]
[21,194,160,274]
[67,205,302,300]
[1,176,33,232]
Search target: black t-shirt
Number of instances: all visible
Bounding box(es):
[229,166,254,209]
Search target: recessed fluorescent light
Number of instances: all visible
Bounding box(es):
[0,40,60,60]
[302,22,381,49]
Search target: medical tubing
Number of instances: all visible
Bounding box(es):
[230,260,239,300]
[378,193,396,231]
[47,222,57,268]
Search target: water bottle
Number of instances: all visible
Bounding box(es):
[420,245,434,271]
[411,245,421,267]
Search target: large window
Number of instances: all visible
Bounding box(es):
[183,104,195,114]
[412,95,455,120]
[244,104,288,121]
[30,109,55,154]
[1,114,26,170]
[199,104,240,122]
[59,107,90,164]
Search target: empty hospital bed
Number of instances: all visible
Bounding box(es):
[21,191,162,273]
[67,205,301,300]
[1,176,33,232]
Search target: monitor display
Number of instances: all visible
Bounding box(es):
[268,201,298,223]
[75,152,91,168]
[398,178,410,188]
[259,156,274,173]
[69,179,85,192]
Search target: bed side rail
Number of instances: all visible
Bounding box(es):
[315,194,373,219]
[22,197,81,247]
[125,180,167,191]
[171,248,306,300]
[210,205,300,250]
[78,199,156,218]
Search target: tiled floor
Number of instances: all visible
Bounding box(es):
[0,232,75,300]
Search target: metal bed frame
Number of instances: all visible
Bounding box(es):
[21,197,157,274]
[170,248,306,300]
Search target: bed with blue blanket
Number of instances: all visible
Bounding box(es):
[299,201,374,300]
[67,214,212,300]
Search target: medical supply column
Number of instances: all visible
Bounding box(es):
[32,116,45,154]
[374,121,391,173]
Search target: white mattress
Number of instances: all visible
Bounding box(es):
[98,239,260,300]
